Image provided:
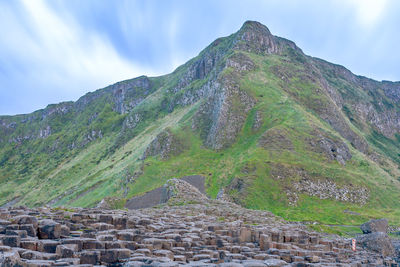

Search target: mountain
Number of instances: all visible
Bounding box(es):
[1,21,400,226]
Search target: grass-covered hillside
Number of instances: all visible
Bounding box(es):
[1,21,400,229]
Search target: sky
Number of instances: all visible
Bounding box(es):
[1,0,400,115]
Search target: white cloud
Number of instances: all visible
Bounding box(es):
[346,0,389,28]
[0,0,158,113]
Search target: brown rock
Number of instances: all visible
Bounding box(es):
[38,240,60,253]
[38,219,61,239]
[79,250,100,265]
[20,250,58,260]
[20,239,38,251]
[23,259,55,266]
[2,235,20,247]
[56,244,77,258]
[60,225,70,236]
[19,224,37,237]
[12,215,38,228]
[100,248,131,263]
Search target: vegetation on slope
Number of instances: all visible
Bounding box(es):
[0,21,400,232]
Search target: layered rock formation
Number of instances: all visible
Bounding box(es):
[1,183,398,266]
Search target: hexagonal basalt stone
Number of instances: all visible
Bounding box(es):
[38,219,61,239]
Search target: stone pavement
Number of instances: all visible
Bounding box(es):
[0,179,398,266]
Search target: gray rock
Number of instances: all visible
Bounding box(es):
[38,219,61,239]
[360,218,388,234]
[264,259,288,267]
[11,215,38,228]
[356,232,395,257]
[1,235,20,247]
[143,129,185,160]
[0,250,21,267]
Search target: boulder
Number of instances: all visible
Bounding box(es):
[79,250,100,265]
[2,235,20,247]
[38,240,60,253]
[60,225,70,237]
[5,229,27,238]
[22,259,55,266]
[116,231,135,241]
[82,239,105,249]
[19,224,37,237]
[100,248,131,263]
[356,232,395,257]
[0,249,21,267]
[11,215,38,229]
[20,250,57,260]
[360,218,388,234]
[38,219,61,239]
[56,244,78,258]
[20,239,38,251]
[264,259,288,266]
[54,258,80,265]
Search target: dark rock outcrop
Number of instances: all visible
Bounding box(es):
[143,129,184,160]
[356,232,395,257]
[143,129,185,160]
[125,176,206,209]
[125,187,169,210]
[309,129,352,165]
[234,21,300,56]
[38,219,61,239]
[361,218,389,234]
[192,60,256,150]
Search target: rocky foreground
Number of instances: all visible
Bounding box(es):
[0,180,399,266]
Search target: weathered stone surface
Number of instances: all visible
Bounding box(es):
[60,225,70,237]
[79,250,100,265]
[56,244,77,258]
[11,215,38,229]
[38,239,59,253]
[20,239,38,251]
[20,250,57,260]
[5,229,27,238]
[0,249,21,267]
[143,129,186,160]
[357,232,395,257]
[263,259,288,266]
[360,218,388,234]
[0,193,395,266]
[38,219,61,239]
[100,248,131,263]
[2,235,20,247]
[23,259,55,266]
[19,224,36,237]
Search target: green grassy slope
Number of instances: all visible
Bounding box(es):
[131,51,400,226]
[0,21,399,229]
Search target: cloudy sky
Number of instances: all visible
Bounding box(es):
[1,0,399,115]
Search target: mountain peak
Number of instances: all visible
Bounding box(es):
[239,20,272,35]
[234,20,280,55]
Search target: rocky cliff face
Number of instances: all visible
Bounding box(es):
[0,21,400,227]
